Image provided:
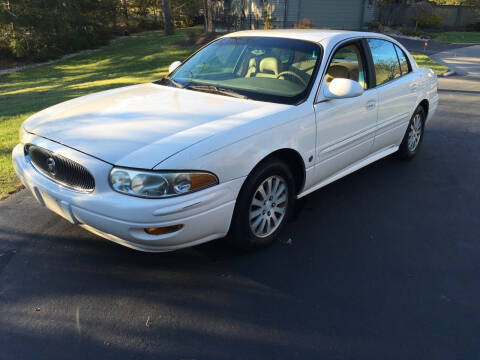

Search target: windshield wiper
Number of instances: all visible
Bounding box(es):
[186,84,248,99]
[163,75,184,88]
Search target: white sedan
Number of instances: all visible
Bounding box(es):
[13,30,438,252]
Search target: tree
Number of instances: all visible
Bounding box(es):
[407,1,434,31]
[261,0,276,29]
[430,0,480,5]
[162,0,174,35]
[203,0,214,33]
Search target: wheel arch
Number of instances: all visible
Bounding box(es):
[418,99,429,117]
[248,148,306,194]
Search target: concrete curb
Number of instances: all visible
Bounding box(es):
[442,70,456,77]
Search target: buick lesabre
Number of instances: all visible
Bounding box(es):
[13,30,438,251]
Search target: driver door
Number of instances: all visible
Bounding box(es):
[313,40,378,183]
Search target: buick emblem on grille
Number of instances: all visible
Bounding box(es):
[46,157,56,176]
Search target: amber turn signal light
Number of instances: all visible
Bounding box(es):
[144,224,183,235]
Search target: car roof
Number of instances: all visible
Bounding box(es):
[222,29,395,46]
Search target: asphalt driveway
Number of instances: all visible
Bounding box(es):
[391,36,470,55]
[432,45,480,78]
[1,72,480,359]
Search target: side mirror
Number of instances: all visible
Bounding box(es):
[169,61,182,74]
[324,78,364,99]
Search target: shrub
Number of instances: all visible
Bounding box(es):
[368,20,382,31]
[418,13,443,28]
[466,22,480,31]
[294,19,314,29]
[407,1,433,32]
[400,27,425,37]
[0,0,118,61]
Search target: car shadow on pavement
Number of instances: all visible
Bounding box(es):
[1,126,480,358]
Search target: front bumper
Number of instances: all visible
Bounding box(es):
[12,141,243,252]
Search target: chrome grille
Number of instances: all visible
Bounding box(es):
[26,144,95,192]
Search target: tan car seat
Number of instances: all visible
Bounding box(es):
[256,57,279,78]
[245,58,257,78]
[325,65,349,85]
[326,64,366,89]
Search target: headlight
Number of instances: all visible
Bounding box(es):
[109,168,218,198]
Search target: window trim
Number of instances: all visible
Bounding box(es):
[393,44,412,76]
[314,37,373,104]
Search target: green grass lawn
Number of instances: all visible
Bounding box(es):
[0,27,201,199]
[412,53,449,75]
[432,32,480,44]
[0,29,451,199]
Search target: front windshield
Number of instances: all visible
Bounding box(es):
[157,37,322,105]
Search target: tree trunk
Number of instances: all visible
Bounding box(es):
[205,0,215,33]
[122,0,129,22]
[162,0,174,35]
[203,0,209,32]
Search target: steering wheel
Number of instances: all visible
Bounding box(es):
[276,71,307,86]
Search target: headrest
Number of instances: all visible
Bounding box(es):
[327,65,349,79]
[259,57,279,75]
[248,58,257,67]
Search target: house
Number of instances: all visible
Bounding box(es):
[217,0,378,31]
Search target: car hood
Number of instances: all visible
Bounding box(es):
[24,83,288,169]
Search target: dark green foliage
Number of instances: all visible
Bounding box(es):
[418,13,443,28]
[466,22,480,31]
[0,0,197,62]
[0,0,118,61]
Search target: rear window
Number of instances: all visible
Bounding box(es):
[367,39,402,86]
[394,45,410,75]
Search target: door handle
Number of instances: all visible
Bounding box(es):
[410,83,418,92]
[366,100,376,111]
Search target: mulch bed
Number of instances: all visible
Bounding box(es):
[0,58,31,72]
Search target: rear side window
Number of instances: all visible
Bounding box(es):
[367,39,401,86]
[394,45,410,75]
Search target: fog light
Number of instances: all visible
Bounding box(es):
[144,224,183,235]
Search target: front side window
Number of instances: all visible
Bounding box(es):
[157,37,322,105]
[367,39,402,86]
[326,43,367,89]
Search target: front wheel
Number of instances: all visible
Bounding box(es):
[228,158,296,250]
[397,106,425,160]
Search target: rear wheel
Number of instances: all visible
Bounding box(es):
[398,106,425,160]
[228,158,296,250]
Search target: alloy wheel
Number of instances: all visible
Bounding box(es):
[249,175,288,238]
[408,113,423,152]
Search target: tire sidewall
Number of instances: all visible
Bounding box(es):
[229,158,296,249]
[400,106,426,159]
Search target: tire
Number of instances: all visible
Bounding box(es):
[227,158,296,250]
[397,106,426,160]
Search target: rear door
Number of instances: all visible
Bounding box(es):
[313,39,378,183]
[366,39,419,151]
